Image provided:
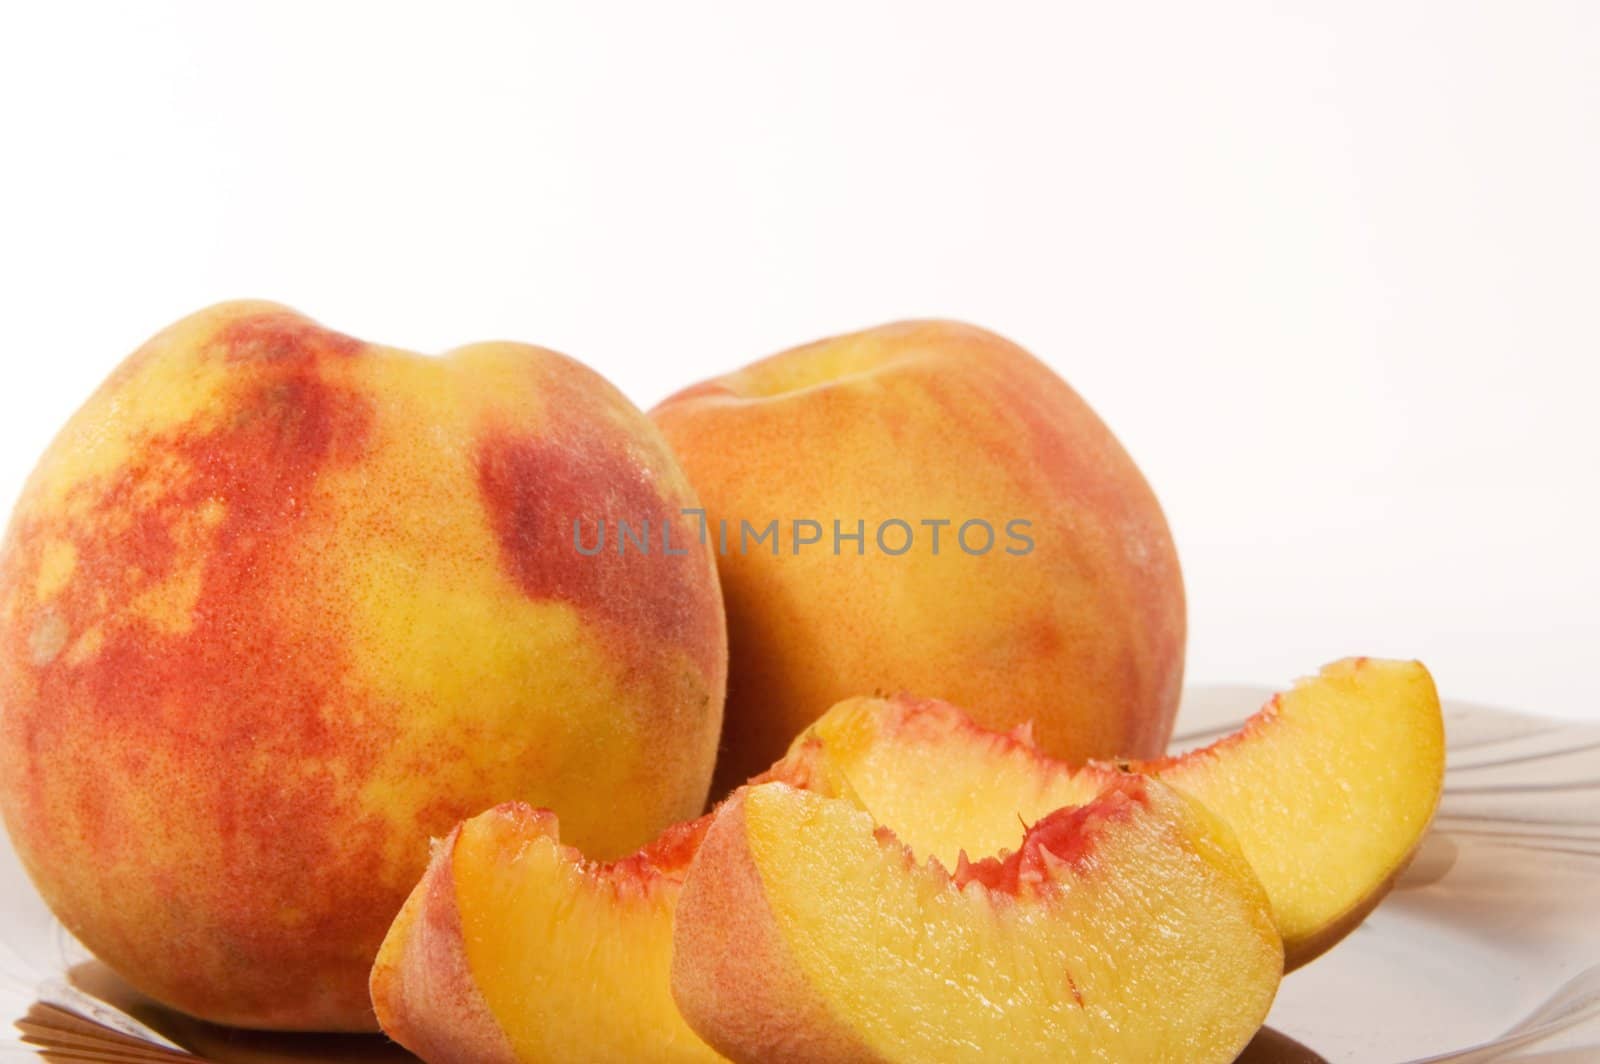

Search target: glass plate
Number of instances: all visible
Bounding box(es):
[2,686,1597,1062]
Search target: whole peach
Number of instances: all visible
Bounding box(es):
[0,302,725,1030]
[651,321,1182,792]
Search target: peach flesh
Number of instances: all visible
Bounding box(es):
[797,657,1446,969]
[670,776,1283,1063]
[368,751,851,1062]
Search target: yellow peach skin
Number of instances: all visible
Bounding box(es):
[651,321,1185,792]
[0,302,726,1031]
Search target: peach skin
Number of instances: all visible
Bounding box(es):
[0,302,726,1031]
[651,320,1185,792]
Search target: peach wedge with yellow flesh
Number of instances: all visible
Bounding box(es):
[370,803,723,1064]
[796,657,1445,970]
[369,752,854,1063]
[671,776,1283,1064]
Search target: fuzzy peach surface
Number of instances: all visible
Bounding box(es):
[0,302,726,1031]
[652,320,1185,792]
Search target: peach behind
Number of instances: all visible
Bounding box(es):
[653,320,1185,791]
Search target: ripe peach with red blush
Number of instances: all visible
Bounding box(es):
[0,302,725,1030]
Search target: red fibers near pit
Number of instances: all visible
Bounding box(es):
[486,800,712,886]
[631,813,714,878]
[952,776,1150,894]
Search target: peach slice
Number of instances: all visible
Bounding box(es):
[370,753,851,1063]
[793,657,1445,970]
[370,803,720,1064]
[671,775,1283,1063]
[373,659,1435,1061]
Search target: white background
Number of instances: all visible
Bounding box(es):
[1,3,1595,721]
